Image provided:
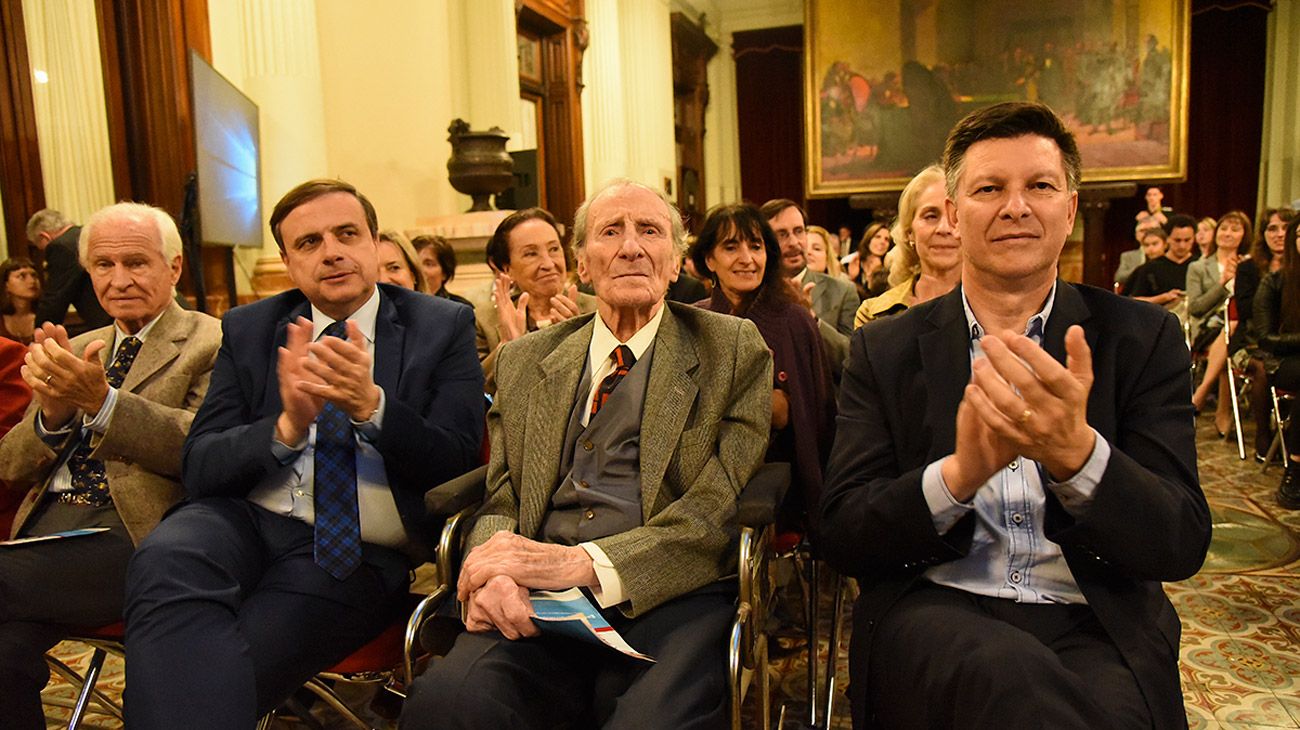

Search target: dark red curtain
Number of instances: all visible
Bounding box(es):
[734,26,804,208]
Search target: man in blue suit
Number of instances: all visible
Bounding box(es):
[123,179,484,728]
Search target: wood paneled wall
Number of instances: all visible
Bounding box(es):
[0,0,44,258]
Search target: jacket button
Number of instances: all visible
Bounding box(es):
[584,510,595,520]
[579,480,589,489]
[582,441,593,451]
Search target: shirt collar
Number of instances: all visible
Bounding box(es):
[960,281,1057,344]
[113,307,166,348]
[310,287,380,346]
[588,301,666,372]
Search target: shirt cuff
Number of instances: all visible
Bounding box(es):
[1043,429,1111,514]
[922,458,975,535]
[270,431,308,464]
[579,542,627,608]
[351,387,385,443]
[34,410,75,445]
[81,387,118,434]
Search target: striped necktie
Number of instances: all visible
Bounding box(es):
[590,345,635,418]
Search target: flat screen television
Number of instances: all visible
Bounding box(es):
[189,50,262,248]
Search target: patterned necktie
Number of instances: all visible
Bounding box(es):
[313,320,362,580]
[590,345,635,418]
[62,336,143,506]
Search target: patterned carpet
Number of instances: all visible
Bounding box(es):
[40,413,1300,729]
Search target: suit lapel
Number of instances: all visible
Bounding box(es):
[519,320,592,537]
[808,271,829,313]
[640,306,698,515]
[373,290,403,397]
[1042,281,1094,366]
[119,302,183,392]
[918,288,970,455]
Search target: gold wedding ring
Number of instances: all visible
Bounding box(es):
[44,374,53,385]
[1018,408,1033,425]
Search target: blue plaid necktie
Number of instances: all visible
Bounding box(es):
[62,336,143,506]
[313,320,362,580]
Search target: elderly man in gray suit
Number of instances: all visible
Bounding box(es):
[400,181,772,730]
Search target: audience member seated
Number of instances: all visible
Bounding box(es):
[763,198,861,338]
[1242,208,1296,458]
[378,229,429,293]
[820,102,1210,730]
[1196,216,1218,260]
[1255,215,1300,510]
[475,208,597,394]
[1114,221,1166,289]
[805,224,843,280]
[0,202,221,730]
[846,222,892,300]
[1188,211,1252,435]
[0,337,32,539]
[691,203,834,534]
[26,209,112,335]
[399,180,771,730]
[1123,213,1199,308]
[0,258,40,344]
[412,234,473,308]
[854,165,961,327]
[121,179,484,729]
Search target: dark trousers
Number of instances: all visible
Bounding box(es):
[0,501,134,730]
[1269,357,1300,449]
[865,581,1153,730]
[401,582,735,730]
[123,498,410,729]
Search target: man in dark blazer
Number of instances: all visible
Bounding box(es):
[0,202,220,729]
[122,179,484,729]
[26,209,111,334]
[400,181,772,729]
[820,103,1210,729]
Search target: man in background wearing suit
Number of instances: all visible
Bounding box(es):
[122,179,484,729]
[763,198,858,371]
[26,209,112,335]
[820,103,1210,729]
[401,180,772,729]
[0,203,220,729]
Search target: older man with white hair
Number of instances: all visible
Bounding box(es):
[400,180,773,730]
[0,202,221,729]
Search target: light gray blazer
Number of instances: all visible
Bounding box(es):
[1185,255,1231,344]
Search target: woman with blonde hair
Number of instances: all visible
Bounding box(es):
[853,165,961,327]
[805,224,844,278]
[377,229,429,293]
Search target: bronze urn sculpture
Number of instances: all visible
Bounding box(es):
[446,119,513,212]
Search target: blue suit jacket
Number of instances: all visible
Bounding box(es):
[821,282,1210,729]
[182,284,484,556]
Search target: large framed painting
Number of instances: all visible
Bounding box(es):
[805,0,1189,197]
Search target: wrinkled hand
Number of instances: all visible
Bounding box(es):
[964,327,1095,482]
[22,323,109,429]
[494,274,529,343]
[458,531,597,601]
[275,317,325,445]
[464,575,538,639]
[300,319,380,421]
[548,284,582,322]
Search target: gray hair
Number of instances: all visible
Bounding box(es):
[79,202,184,266]
[571,179,687,257]
[25,209,71,242]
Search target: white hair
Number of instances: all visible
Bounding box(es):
[79,202,184,265]
[571,178,687,256]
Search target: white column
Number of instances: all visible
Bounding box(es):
[208,0,330,294]
[582,0,629,193]
[1258,0,1300,208]
[461,0,523,141]
[617,0,676,190]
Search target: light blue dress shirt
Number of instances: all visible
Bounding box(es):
[919,284,1111,604]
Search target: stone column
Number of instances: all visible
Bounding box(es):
[582,0,629,192]
[616,0,675,190]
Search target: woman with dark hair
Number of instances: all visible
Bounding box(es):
[848,221,893,299]
[691,203,834,531]
[1254,214,1300,508]
[1187,210,1252,435]
[411,234,472,307]
[1237,208,1296,457]
[0,258,40,344]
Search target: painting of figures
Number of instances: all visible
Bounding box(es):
[805,0,1189,196]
